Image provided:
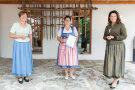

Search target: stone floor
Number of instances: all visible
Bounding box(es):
[0,58,135,90]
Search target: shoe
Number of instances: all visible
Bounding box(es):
[65,76,68,80]
[109,80,119,85]
[70,75,76,80]
[110,80,119,89]
[83,50,87,52]
[24,77,29,82]
[110,86,116,89]
[18,77,23,84]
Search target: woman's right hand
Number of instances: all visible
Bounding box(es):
[106,35,114,40]
[61,39,67,43]
[20,35,26,39]
[106,36,111,40]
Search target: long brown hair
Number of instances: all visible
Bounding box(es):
[108,10,121,25]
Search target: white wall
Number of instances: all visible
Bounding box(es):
[0,4,20,58]
[0,4,135,61]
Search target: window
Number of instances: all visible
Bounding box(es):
[73,10,92,54]
[27,11,43,54]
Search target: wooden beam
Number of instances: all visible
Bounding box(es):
[92,1,135,4]
[0,1,135,4]
[0,1,21,4]
[18,7,93,11]
[89,9,92,54]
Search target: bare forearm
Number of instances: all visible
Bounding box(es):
[57,36,61,42]
[76,36,78,43]
[29,34,32,47]
[9,33,21,39]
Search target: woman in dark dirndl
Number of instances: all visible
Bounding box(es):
[103,10,127,89]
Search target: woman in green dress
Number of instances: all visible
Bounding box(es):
[103,10,127,89]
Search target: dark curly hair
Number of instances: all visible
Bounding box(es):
[64,15,71,21]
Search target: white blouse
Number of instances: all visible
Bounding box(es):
[10,22,32,42]
[57,27,78,37]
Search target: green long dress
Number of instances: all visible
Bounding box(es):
[103,23,127,78]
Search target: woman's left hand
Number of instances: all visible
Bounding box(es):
[73,43,76,49]
[110,35,114,39]
[31,47,33,51]
[61,39,67,43]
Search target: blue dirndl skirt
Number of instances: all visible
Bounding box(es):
[12,40,33,77]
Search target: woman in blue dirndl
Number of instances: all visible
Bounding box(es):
[9,11,33,84]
